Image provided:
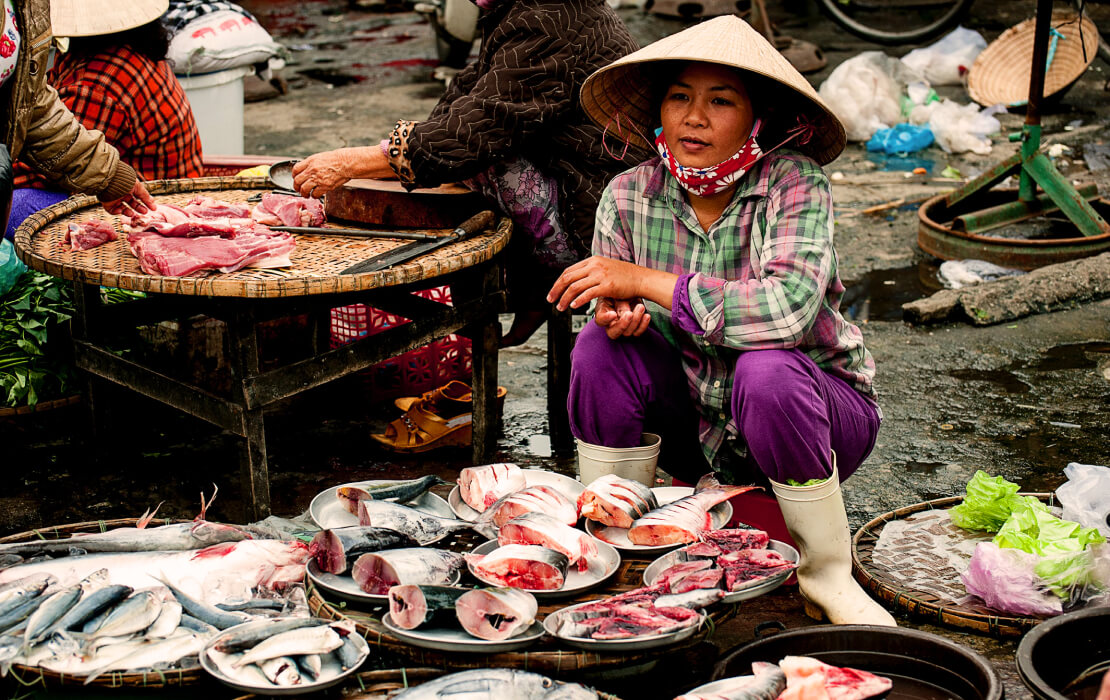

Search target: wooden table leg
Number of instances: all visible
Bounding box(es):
[71,282,113,444]
[228,306,271,520]
[548,307,574,455]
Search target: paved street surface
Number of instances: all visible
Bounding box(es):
[3,1,1110,697]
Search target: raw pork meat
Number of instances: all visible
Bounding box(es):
[251,193,325,227]
[127,228,296,276]
[65,220,118,250]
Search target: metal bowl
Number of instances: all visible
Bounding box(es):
[709,625,1002,700]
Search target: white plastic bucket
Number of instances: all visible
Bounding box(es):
[576,433,661,487]
[176,66,252,156]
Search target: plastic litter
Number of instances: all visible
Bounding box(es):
[0,239,26,297]
[900,26,987,86]
[937,259,1026,289]
[818,51,923,142]
[961,542,1063,616]
[1057,463,1110,537]
[909,98,1003,155]
[866,123,934,155]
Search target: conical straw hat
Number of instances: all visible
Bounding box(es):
[50,0,169,38]
[580,15,846,165]
[967,12,1100,108]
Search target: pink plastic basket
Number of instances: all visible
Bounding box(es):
[330,286,472,399]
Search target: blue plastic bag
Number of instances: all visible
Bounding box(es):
[866,123,934,155]
[0,238,26,296]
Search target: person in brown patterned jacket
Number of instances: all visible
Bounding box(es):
[1,0,155,231]
[292,0,648,346]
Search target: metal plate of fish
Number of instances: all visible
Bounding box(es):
[200,618,369,695]
[584,487,733,555]
[309,481,454,530]
[542,600,708,652]
[381,613,545,653]
[448,469,585,522]
[466,539,620,600]
[305,560,462,607]
[641,539,799,604]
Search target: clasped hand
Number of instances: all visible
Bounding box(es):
[547,256,650,339]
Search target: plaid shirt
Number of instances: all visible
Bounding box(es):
[594,152,876,465]
[14,46,203,188]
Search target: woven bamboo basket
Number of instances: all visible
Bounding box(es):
[306,528,738,678]
[11,177,511,299]
[0,517,206,689]
[852,492,1057,638]
[0,393,81,418]
[968,12,1101,107]
[227,667,624,699]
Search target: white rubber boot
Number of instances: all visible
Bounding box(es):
[770,459,897,626]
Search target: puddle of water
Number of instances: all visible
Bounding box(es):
[842,261,940,323]
[904,461,947,474]
[297,67,366,86]
[948,368,1032,394]
[1009,342,1110,372]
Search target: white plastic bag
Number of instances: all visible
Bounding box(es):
[817,51,923,142]
[168,10,285,76]
[900,26,987,86]
[909,98,1002,154]
[1057,463,1110,537]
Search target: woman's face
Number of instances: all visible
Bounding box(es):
[659,62,754,169]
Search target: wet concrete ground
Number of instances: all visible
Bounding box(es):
[4,1,1110,697]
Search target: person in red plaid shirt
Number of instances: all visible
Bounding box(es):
[6,0,202,239]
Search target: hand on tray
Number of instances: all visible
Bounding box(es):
[100,180,156,216]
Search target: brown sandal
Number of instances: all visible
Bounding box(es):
[393,381,507,414]
[371,401,473,453]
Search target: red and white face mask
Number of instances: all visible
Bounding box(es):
[655,118,764,197]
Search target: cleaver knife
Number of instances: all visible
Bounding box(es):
[339,210,495,275]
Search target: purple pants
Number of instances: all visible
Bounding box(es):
[568,322,881,485]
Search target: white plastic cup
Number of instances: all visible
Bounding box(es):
[575,433,661,487]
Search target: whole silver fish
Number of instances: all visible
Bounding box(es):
[675,661,786,700]
[155,576,250,630]
[0,521,251,558]
[82,630,207,685]
[22,584,83,647]
[260,656,302,686]
[392,669,598,700]
[356,500,477,545]
[91,590,162,638]
[336,475,446,514]
[214,618,328,653]
[233,626,343,668]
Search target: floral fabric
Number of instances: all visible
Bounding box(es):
[0,0,21,88]
[654,119,765,198]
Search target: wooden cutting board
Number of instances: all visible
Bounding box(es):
[324,179,485,229]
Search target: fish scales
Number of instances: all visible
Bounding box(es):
[458,463,526,512]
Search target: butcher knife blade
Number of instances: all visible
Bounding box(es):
[339,210,495,275]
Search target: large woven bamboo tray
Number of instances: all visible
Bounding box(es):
[12,177,511,298]
[233,666,623,699]
[852,492,1057,638]
[307,530,739,678]
[0,518,203,689]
